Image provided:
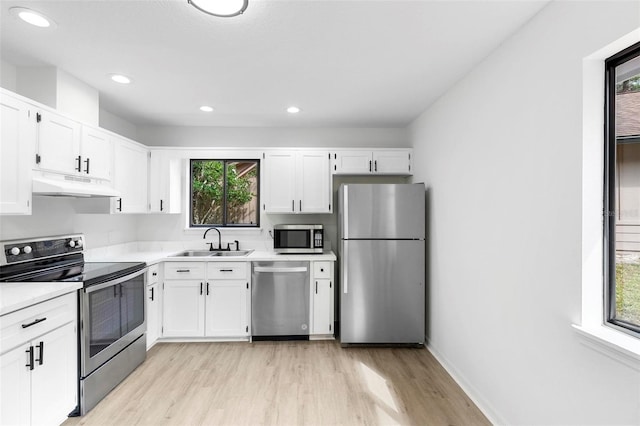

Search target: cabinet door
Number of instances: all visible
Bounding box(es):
[37,110,81,175]
[148,150,181,214]
[205,280,249,337]
[0,344,31,425]
[0,94,33,215]
[312,279,333,335]
[333,151,372,175]
[81,126,112,181]
[162,280,205,337]
[264,152,296,213]
[297,151,331,213]
[31,322,78,426]
[146,283,159,349]
[113,138,149,213]
[372,150,411,175]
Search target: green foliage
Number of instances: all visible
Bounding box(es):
[191,160,257,225]
[616,75,640,94]
[615,260,640,326]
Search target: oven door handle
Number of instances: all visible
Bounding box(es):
[84,268,147,293]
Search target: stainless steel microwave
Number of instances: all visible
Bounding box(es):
[273,224,324,254]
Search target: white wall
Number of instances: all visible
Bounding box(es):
[0,197,138,249]
[137,125,409,148]
[99,108,138,140]
[0,60,17,91]
[410,1,640,425]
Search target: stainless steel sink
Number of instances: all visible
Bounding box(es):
[171,249,253,257]
[210,250,253,257]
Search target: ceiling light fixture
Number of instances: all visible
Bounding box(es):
[187,0,248,17]
[9,7,55,28]
[287,106,301,114]
[109,74,131,84]
[200,106,214,112]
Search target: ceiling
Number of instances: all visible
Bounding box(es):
[0,0,549,128]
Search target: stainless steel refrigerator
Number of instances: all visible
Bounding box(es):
[339,183,425,345]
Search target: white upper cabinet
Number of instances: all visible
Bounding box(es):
[112,137,149,213]
[332,149,412,175]
[264,150,331,214]
[35,111,113,181]
[148,150,181,214]
[36,109,81,175]
[80,125,113,181]
[0,91,35,215]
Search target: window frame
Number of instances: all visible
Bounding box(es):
[604,42,640,337]
[189,158,260,229]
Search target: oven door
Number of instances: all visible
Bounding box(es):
[80,269,146,377]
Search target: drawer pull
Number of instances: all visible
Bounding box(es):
[152,272,158,276]
[176,269,191,272]
[21,317,47,328]
[219,269,234,272]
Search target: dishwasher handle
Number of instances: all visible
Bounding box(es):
[253,266,308,273]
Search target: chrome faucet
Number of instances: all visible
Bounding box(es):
[203,227,222,251]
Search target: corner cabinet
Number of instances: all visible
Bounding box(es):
[263,150,332,214]
[332,149,412,175]
[162,262,250,339]
[111,136,149,213]
[0,90,35,215]
[0,292,78,426]
[310,260,335,338]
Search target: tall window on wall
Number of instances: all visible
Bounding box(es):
[605,42,640,336]
[190,159,260,227]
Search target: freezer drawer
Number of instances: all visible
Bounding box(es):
[340,240,425,344]
[251,261,310,337]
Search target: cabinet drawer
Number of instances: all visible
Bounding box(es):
[0,292,76,355]
[313,261,331,279]
[164,262,205,279]
[207,262,248,280]
[147,264,160,285]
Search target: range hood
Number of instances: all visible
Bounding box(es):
[33,175,121,198]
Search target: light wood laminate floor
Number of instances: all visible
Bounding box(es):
[63,341,489,426]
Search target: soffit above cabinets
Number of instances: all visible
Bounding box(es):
[0,1,549,128]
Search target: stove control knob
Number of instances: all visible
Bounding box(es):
[68,240,76,248]
[9,247,20,256]
[75,239,83,248]
[23,246,32,254]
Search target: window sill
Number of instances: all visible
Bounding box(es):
[572,324,640,370]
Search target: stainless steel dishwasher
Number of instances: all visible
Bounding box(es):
[251,261,310,340]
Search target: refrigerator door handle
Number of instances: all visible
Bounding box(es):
[343,185,349,238]
[343,242,348,294]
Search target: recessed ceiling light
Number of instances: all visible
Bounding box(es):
[200,106,214,112]
[9,7,55,28]
[287,106,301,114]
[188,0,248,17]
[109,74,131,84]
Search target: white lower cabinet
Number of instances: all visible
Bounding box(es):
[146,264,161,349]
[310,261,335,337]
[0,293,78,426]
[162,262,250,339]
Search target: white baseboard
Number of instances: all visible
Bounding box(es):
[426,341,504,425]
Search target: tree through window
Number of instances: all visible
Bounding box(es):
[190,159,259,227]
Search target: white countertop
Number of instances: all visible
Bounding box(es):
[87,249,337,265]
[0,282,82,316]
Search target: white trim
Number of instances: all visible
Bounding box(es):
[426,342,504,426]
[580,28,640,354]
[572,324,640,370]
